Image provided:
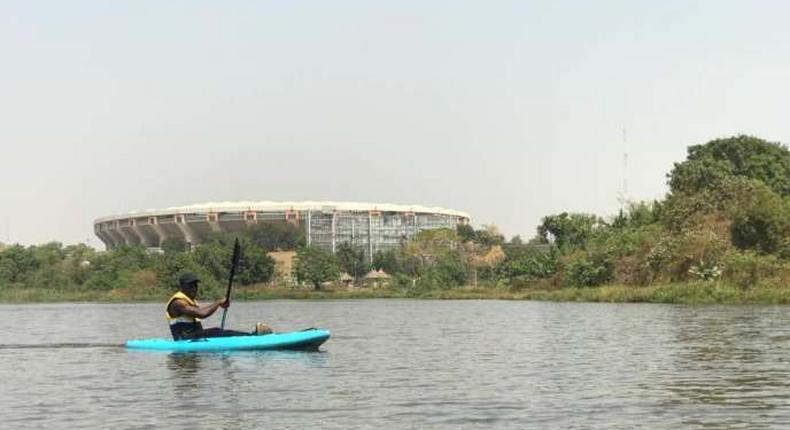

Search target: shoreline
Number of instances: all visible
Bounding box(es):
[2,282,789,305]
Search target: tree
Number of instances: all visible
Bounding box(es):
[474,225,505,247]
[466,243,505,286]
[0,245,38,285]
[82,245,155,291]
[192,235,275,286]
[61,244,96,286]
[537,213,603,251]
[668,135,790,197]
[418,250,469,289]
[294,246,340,290]
[161,237,188,253]
[457,224,504,246]
[457,224,476,243]
[372,249,402,274]
[730,182,790,254]
[402,228,460,275]
[335,242,370,279]
[154,251,220,296]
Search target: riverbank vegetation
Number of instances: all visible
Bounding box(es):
[1,135,788,304]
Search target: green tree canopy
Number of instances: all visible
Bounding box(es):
[537,213,604,251]
[161,237,188,253]
[457,224,505,246]
[372,249,402,274]
[668,135,790,197]
[0,244,38,285]
[335,242,370,279]
[192,235,275,286]
[294,246,340,290]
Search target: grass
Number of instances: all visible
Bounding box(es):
[2,281,790,304]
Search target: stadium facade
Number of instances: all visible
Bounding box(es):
[94,201,470,259]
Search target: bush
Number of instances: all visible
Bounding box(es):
[496,246,559,280]
[161,237,188,253]
[563,253,614,287]
[724,251,787,288]
[730,187,789,254]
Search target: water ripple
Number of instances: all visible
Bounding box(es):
[2,301,790,428]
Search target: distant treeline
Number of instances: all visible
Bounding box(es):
[0,223,302,299]
[1,135,788,301]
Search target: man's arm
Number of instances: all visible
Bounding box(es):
[170,298,229,319]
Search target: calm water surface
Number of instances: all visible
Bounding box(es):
[2,300,790,429]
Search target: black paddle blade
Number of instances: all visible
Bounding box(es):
[232,237,241,266]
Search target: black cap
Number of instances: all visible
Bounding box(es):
[179,272,200,287]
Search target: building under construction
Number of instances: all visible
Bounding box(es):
[94,201,471,259]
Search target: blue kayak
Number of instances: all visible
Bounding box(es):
[125,328,330,352]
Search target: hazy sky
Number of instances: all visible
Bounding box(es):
[2,1,790,246]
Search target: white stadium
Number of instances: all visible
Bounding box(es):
[94,201,471,258]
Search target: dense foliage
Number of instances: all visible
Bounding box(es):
[294,246,340,290]
[1,135,788,300]
[0,234,275,299]
[342,134,789,292]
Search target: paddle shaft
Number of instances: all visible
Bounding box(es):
[220,238,241,329]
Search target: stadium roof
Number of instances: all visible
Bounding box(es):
[95,201,471,223]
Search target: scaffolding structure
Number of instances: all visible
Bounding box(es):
[306,210,459,260]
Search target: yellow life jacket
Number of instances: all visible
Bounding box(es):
[165,291,202,325]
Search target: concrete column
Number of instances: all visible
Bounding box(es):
[207,214,222,234]
[176,222,197,248]
[149,223,167,247]
[106,229,125,248]
[95,229,114,250]
[116,227,138,246]
[118,226,140,246]
[131,225,154,247]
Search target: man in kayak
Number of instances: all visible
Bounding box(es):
[166,272,272,340]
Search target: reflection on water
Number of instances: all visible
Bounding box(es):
[0,343,121,350]
[3,301,790,429]
[658,307,790,428]
[167,353,204,375]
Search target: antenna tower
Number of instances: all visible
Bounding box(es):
[617,128,630,209]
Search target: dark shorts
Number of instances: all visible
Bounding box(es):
[170,322,251,340]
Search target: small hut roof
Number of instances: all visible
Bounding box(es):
[365,269,391,279]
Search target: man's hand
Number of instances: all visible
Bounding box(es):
[218,298,230,309]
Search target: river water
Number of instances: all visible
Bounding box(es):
[2,300,790,429]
